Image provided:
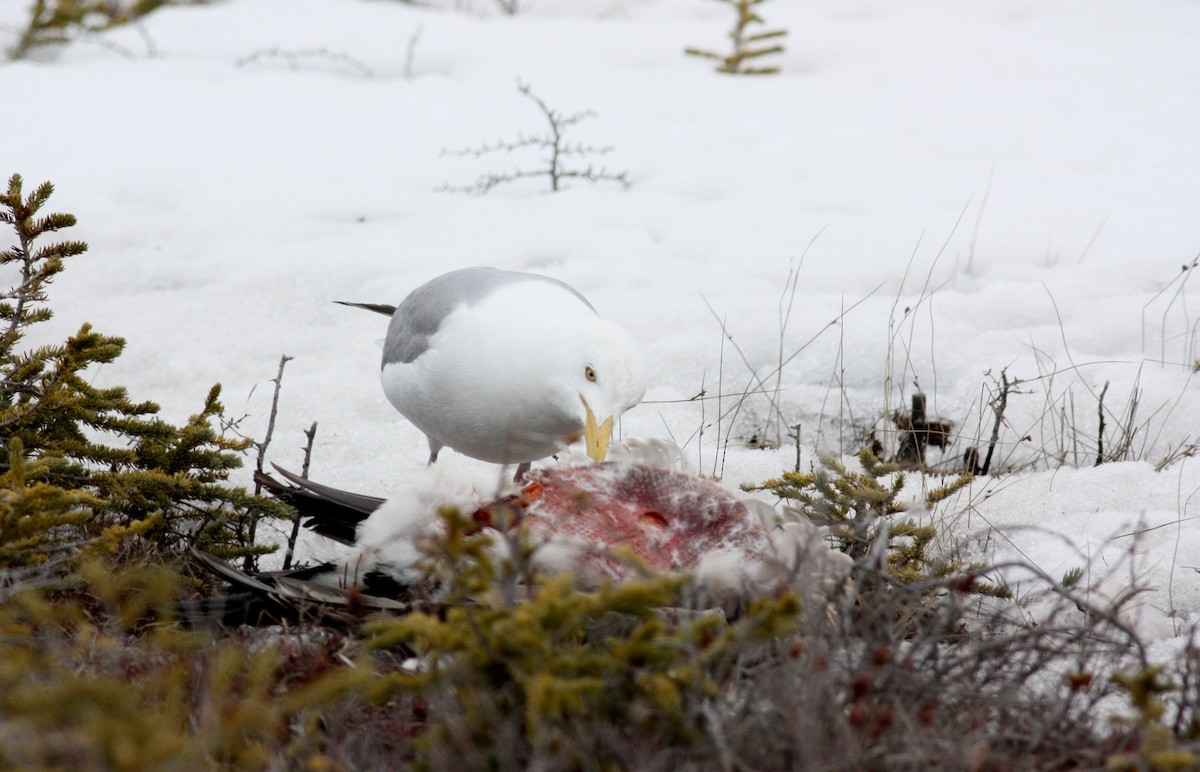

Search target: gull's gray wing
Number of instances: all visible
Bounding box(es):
[381,267,596,366]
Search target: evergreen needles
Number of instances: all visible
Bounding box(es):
[0,173,289,571]
[7,0,171,60]
[745,450,1009,598]
[0,175,86,351]
[364,507,801,767]
[686,0,788,75]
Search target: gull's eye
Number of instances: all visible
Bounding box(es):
[584,365,597,382]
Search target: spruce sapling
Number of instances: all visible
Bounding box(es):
[1,173,289,566]
[686,0,788,76]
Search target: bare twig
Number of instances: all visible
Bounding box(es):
[789,422,802,473]
[768,228,825,446]
[404,25,423,79]
[236,47,373,78]
[711,316,726,479]
[301,421,318,478]
[247,355,292,569]
[1156,437,1200,472]
[1075,218,1106,265]
[1140,254,1198,367]
[254,355,293,481]
[980,369,1014,476]
[282,421,319,571]
[965,162,994,276]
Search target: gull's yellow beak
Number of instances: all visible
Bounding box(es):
[580,395,614,461]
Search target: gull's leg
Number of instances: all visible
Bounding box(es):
[427,437,443,466]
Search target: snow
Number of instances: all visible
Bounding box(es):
[2,0,1199,648]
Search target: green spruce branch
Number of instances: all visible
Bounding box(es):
[364,506,800,767]
[745,450,1009,598]
[6,0,187,60]
[686,0,788,75]
[1,173,289,572]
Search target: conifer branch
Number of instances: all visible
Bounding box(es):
[743,450,1006,599]
[2,173,289,570]
[686,0,788,75]
[6,0,175,60]
[0,175,86,358]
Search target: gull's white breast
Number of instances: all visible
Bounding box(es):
[381,279,597,464]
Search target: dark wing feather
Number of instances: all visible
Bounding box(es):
[255,466,384,545]
[334,300,397,317]
[187,548,424,628]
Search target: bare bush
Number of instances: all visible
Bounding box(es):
[440,80,630,194]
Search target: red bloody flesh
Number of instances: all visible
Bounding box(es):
[478,463,774,576]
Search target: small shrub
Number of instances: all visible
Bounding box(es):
[744,449,1007,598]
[1108,667,1200,771]
[0,559,373,769]
[686,0,788,75]
[364,506,800,768]
[6,0,184,60]
[1,173,289,573]
[441,80,630,194]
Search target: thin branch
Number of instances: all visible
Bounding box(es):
[253,354,293,481]
[980,369,1013,476]
[440,79,629,194]
[403,24,423,79]
[236,47,373,78]
[282,420,319,571]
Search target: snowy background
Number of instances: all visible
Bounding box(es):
[3,0,1199,643]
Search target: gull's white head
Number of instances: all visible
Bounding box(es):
[549,318,646,461]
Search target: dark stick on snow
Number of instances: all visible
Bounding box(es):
[980,370,1010,476]
[283,420,319,571]
[1095,381,1110,466]
[247,354,292,570]
[895,392,928,467]
[254,354,293,485]
[301,421,318,478]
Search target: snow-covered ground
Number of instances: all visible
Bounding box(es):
[3,0,1199,646]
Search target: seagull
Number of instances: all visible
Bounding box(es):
[339,267,646,478]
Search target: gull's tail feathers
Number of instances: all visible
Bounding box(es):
[334,300,396,317]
